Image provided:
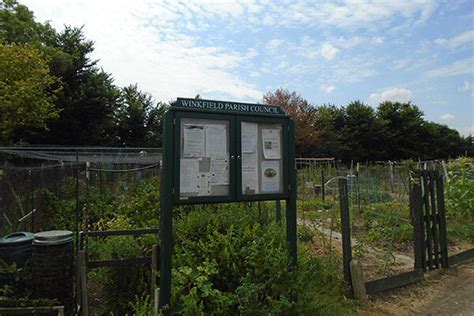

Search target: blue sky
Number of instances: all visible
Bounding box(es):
[23,0,474,136]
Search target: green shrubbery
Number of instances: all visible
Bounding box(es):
[445,158,474,242]
[171,204,353,315]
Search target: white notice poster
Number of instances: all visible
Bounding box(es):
[206,125,227,157]
[197,172,211,196]
[183,124,205,157]
[242,152,258,194]
[262,129,281,159]
[210,155,229,185]
[241,122,258,153]
[180,159,199,193]
[261,161,280,193]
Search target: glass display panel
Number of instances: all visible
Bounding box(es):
[179,117,230,199]
[241,122,284,195]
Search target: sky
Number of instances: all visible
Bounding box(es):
[22,0,474,136]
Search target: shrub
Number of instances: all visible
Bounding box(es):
[171,205,354,315]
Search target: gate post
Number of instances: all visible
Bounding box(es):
[339,178,352,288]
[410,172,425,271]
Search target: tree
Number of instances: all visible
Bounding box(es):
[114,84,167,147]
[264,88,319,157]
[376,101,426,160]
[0,42,61,143]
[340,101,383,161]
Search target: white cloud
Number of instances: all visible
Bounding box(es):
[459,81,474,99]
[320,43,339,60]
[440,113,456,120]
[459,125,474,136]
[22,0,263,102]
[321,84,336,94]
[262,0,438,30]
[245,48,258,59]
[372,36,384,44]
[368,88,413,105]
[425,58,474,78]
[266,39,284,50]
[434,30,474,49]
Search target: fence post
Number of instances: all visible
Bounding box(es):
[151,244,160,312]
[338,178,352,289]
[409,172,425,270]
[321,169,325,201]
[275,200,282,225]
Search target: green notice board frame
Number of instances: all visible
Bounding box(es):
[159,97,297,313]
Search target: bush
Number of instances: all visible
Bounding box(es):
[171,204,354,315]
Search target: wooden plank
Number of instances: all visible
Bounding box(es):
[428,171,440,268]
[0,306,65,314]
[448,248,474,267]
[78,250,88,316]
[409,175,424,270]
[421,171,433,271]
[86,228,159,237]
[436,173,449,268]
[365,269,425,295]
[339,178,352,288]
[88,257,151,268]
[151,244,159,296]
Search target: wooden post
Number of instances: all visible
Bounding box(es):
[339,178,352,288]
[421,171,433,270]
[428,171,440,268]
[78,250,88,316]
[410,173,425,271]
[350,260,366,301]
[159,112,173,315]
[321,169,325,201]
[151,244,160,314]
[151,244,159,294]
[286,119,298,268]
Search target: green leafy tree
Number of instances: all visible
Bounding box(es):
[340,101,383,161]
[0,42,61,143]
[376,101,426,160]
[312,104,347,158]
[115,84,167,147]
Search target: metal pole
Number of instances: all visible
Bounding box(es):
[339,178,352,288]
[75,149,79,252]
[275,200,282,225]
[286,120,297,267]
[159,112,173,314]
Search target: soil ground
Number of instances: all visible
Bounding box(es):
[298,218,474,316]
[360,260,474,316]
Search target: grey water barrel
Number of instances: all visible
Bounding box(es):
[0,232,34,267]
[32,230,74,314]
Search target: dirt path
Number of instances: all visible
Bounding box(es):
[361,260,474,315]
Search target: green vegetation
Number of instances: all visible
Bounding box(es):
[445,158,474,242]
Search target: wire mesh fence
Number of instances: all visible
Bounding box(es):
[0,148,161,237]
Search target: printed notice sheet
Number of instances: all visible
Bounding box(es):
[206,125,227,157]
[210,155,229,185]
[197,172,211,196]
[261,161,280,192]
[241,122,258,153]
[242,152,258,194]
[262,129,281,159]
[180,159,199,193]
[183,125,205,157]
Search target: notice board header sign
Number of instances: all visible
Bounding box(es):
[174,97,286,116]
